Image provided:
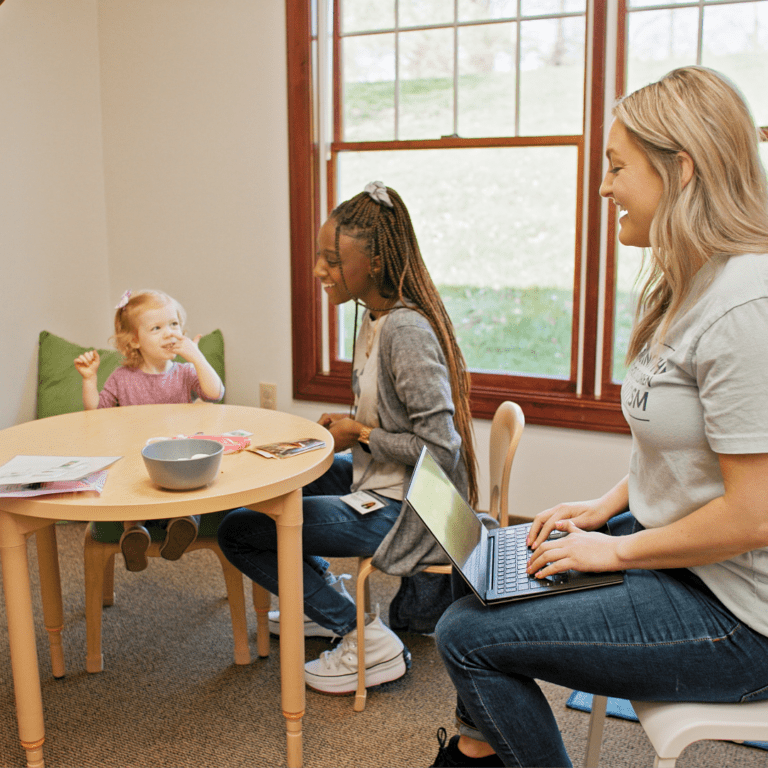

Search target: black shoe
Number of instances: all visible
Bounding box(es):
[430,728,505,767]
[119,525,151,572]
[159,516,199,560]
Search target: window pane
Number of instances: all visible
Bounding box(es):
[702,1,768,126]
[336,147,578,377]
[519,17,585,135]
[612,242,643,383]
[342,34,396,141]
[399,0,454,27]
[459,0,517,22]
[341,0,395,33]
[399,28,455,139]
[626,7,698,93]
[521,0,587,16]
[628,0,694,9]
[457,23,517,137]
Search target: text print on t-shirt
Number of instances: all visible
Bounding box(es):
[622,344,669,421]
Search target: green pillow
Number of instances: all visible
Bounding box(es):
[37,329,225,420]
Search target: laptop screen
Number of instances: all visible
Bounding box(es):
[406,447,484,571]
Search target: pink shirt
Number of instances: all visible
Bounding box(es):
[97,363,223,409]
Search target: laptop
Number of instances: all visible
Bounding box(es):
[406,447,624,604]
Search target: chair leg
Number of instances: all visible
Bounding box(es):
[654,759,676,768]
[583,694,607,768]
[102,552,116,606]
[211,545,251,666]
[363,570,372,614]
[252,581,271,658]
[354,558,377,712]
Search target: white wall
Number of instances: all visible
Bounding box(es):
[97,0,292,411]
[0,0,111,425]
[0,0,632,515]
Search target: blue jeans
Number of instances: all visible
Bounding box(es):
[217,454,401,637]
[435,512,768,767]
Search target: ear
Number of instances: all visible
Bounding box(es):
[678,150,694,190]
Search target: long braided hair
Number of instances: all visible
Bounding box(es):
[331,185,479,507]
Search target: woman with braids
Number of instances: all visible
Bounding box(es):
[218,182,478,694]
[430,66,768,768]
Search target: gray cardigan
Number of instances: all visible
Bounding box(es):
[365,307,469,577]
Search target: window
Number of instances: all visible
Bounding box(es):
[287,0,768,432]
[606,0,768,390]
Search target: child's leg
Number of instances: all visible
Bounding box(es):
[119,521,151,572]
[159,515,200,561]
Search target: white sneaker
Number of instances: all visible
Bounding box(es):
[268,572,353,639]
[304,605,408,694]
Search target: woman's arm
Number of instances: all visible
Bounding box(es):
[528,452,768,578]
[318,413,367,452]
[368,315,461,470]
[527,475,629,549]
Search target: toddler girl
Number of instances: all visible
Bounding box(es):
[74,289,224,572]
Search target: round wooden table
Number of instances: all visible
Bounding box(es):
[0,403,333,768]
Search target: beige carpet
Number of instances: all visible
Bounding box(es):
[0,521,763,768]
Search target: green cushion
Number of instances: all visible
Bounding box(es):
[37,329,225,420]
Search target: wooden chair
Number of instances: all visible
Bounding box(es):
[83,512,271,673]
[584,694,768,768]
[353,400,526,711]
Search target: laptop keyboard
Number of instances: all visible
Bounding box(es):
[496,524,561,595]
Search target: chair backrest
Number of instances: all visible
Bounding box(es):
[488,401,525,527]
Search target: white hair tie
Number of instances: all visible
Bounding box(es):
[115,290,132,310]
[364,181,394,209]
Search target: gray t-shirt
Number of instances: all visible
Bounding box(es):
[622,252,768,636]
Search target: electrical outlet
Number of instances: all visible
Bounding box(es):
[259,382,277,410]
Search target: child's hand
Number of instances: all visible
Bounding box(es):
[172,334,203,362]
[74,350,100,380]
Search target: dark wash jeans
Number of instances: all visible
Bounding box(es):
[217,453,400,638]
[436,511,768,767]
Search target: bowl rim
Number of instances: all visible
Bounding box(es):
[141,438,224,460]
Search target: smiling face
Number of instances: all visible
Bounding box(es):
[600,120,665,248]
[130,301,184,371]
[313,218,382,307]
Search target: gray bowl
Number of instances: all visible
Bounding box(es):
[141,438,224,490]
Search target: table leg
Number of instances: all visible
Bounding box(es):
[35,525,65,679]
[256,489,304,768]
[1,533,47,768]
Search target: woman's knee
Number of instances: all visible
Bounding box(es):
[217,507,276,553]
[435,595,480,665]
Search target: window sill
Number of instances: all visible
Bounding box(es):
[293,369,630,434]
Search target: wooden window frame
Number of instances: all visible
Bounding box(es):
[286,0,630,434]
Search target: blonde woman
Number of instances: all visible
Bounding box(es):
[431,67,768,768]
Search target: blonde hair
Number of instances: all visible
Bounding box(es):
[615,66,768,362]
[113,290,186,368]
[331,187,479,507]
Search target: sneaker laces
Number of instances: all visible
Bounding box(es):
[318,633,358,671]
[434,728,450,764]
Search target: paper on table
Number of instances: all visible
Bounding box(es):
[0,455,122,486]
[246,439,326,459]
[0,470,110,498]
